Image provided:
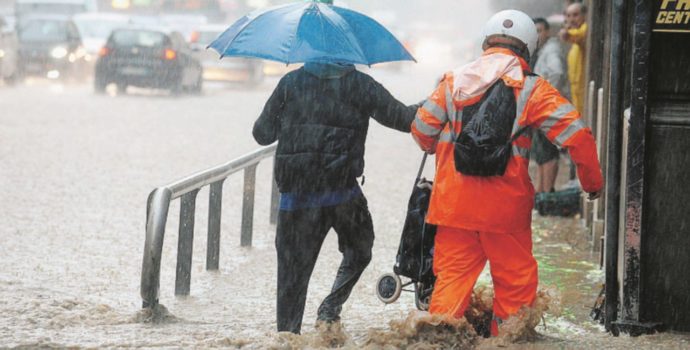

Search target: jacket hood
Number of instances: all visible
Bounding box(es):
[304,62,356,79]
[451,47,528,107]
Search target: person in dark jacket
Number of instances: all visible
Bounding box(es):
[253,61,418,334]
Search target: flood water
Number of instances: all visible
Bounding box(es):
[3,87,688,349]
[1,44,689,350]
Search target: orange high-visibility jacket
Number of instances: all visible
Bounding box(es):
[411,48,603,234]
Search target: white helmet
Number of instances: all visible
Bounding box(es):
[481,10,538,56]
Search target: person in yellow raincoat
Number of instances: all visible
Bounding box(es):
[560,2,588,113]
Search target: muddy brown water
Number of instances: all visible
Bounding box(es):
[122,215,689,350]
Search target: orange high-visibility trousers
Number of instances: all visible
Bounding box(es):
[429,226,538,334]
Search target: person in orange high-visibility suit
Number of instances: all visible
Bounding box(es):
[410,10,603,336]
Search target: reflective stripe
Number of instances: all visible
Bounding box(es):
[445,82,457,125]
[540,104,576,134]
[554,119,586,146]
[512,145,530,158]
[414,117,441,137]
[422,100,447,123]
[512,76,539,135]
[439,131,454,143]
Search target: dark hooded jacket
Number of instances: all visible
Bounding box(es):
[253,64,417,193]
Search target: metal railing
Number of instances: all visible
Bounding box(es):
[140,144,278,308]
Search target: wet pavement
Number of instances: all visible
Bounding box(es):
[1,70,689,349]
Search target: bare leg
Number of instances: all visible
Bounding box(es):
[542,159,559,192]
[535,165,545,193]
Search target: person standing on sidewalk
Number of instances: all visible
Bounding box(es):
[560,2,588,114]
[410,10,603,336]
[531,17,571,194]
[253,61,418,334]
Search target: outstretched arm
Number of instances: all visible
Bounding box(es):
[363,78,419,133]
[253,78,287,145]
[410,76,451,154]
[526,79,603,194]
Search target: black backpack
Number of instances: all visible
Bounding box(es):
[452,78,528,177]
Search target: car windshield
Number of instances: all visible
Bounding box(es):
[75,19,127,40]
[111,30,167,48]
[19,19,68,42]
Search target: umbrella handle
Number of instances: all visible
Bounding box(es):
[415,153,429,182]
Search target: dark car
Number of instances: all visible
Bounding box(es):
[94,27,203,94]
[16,15,88,81]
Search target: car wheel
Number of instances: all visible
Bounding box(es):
[94,77,107,94]
[3,72,18,86]
[171,81,183,96]
[190,73,203,95]
[117,83,128,94]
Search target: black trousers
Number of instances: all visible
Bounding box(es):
[275,194,374,334]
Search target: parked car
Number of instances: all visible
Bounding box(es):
[159,14,207,42]
[189,24,263,86]
[73,12,129,65]
[0,15,19,84]
[262,60,300,77]
[16,15,88,80]
[94,27,203,94]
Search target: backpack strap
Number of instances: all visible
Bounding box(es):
[511,75,540,137]
[509,126,530,143]
[445,81,460,138]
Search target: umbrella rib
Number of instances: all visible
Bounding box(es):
[318,6,367,63]
[331,6,416,65]
[220,4,303,59]
[286,3,312,64]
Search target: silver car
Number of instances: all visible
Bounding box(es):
[190,24,264,86]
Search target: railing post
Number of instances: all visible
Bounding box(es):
[588,80,596,128]
[241,164,258,247]
[582,81,597,229]
[141,187,172,308]
[592,87,606,248]
[175,189,199,296]
[269,157,279,225]
[141,144,277,307]
[207,180,224,270]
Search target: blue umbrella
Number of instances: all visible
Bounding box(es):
[208,0,415,65]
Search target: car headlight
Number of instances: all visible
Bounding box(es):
[51,46,68,59]
[0,49,5,58]
[75,46,87,59]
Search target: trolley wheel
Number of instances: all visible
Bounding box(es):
[376,273,402,304]
[415,282,431,311]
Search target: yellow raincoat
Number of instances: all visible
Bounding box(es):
[566,23,588,112]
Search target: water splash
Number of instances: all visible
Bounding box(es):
[364,311,478,349]
[267,321,353,349]
[132,304,179,324]
[481,287,562,347]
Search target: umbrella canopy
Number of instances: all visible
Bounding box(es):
[208,1,416,65]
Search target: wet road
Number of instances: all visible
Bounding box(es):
[1,70,689,349]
